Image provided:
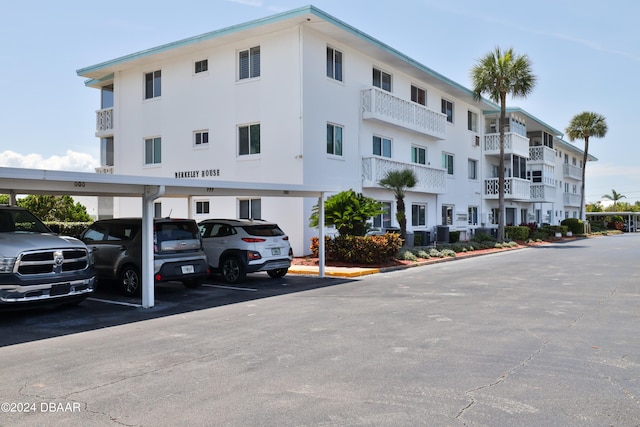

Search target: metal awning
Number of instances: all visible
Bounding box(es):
[0,167,338,308]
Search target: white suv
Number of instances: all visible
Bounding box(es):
[198,219,292,284]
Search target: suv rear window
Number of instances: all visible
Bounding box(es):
[240,225,285,237]
[155,221,201,252]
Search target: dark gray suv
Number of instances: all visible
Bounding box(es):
[81,218,209,296]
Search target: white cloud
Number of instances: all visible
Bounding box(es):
[0,150,99,173]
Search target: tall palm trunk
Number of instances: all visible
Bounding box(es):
[498,93,507,241]
[580,137,589,220]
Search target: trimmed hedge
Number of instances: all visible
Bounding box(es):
[310,233,403,264]
[505,226,530,241]
[560,218,584,234]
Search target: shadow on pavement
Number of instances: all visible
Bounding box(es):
[0,273,354,347]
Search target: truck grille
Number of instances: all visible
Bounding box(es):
[16,249,90,275]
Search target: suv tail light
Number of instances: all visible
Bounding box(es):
[282,236,289,241]
[242,237,266,243]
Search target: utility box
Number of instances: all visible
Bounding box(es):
[436,225,449,243]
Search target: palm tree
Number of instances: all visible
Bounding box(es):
[470,47,536,241]
[378,169,417,240]
[602,189,626,210]
[565,112,608,219]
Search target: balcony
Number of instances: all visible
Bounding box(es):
[530,183,556,202]
[484,177,531,201]
[361,87,447,140]
[528,146,556,166]
[362,157,446,194]
[563,163,582,180]
[564,192,582,207]
[484,133,530,158]
[96,108,114,137]
[95,166,114,174]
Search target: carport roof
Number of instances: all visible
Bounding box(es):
[0,167,340,198]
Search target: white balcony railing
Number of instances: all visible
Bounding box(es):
[96,108,114,137]
[530,183,556,202]
[564,192,582,207]
[362,157,446,194]
[484,132,530,158]
[361,87,447,139]
[529,146,556,165]
[563,163,582,180]
[484,177,531,200]
[95,166,114,174]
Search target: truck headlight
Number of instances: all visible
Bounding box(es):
[0,257,17,273]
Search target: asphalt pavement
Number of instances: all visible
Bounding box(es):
[1,234,639,426]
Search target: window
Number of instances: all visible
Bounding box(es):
[238,124,260,155]
[100,137,114,166]
[194,130,209,147]
[239,199,261,219]
[195,59,208,74]
[528,170,542,183]
[101,84,114,109]
[512,155,527,179]
[373,136,391,158]
[327,123,343,156]
[239,46,260,80]
[520,209,528,224]
[441,98,453,123]
[411,204,426,227]
[468,159,478,180]
[154,202,162,218]
[491,208,500,225]
[468,111,478,132]
[144,137,161,165]
[373,68,391,92]
[196,201,210,214]
[145,70,161,99]
[411,85,426,105]
[468,206,478,225]
[412,146,426,165]
[442,205,453,226]
[442,152,454,175]
[373,202,392,229]
[326,46,343,81]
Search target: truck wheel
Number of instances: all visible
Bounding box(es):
[267,268,288,279]
[221,257,246,284]
[120,265,141,296]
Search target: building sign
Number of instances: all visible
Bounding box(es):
[174,169,221,179]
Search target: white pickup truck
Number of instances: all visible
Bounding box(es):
[0,206,95,307]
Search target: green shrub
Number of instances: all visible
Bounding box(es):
[471,231,496,243]
[415,249,430,259]
[45,221,92,239]
[449,230,460,243]
[560,218,584,234]
[439,249,456,257]
[505,226,529,241]
[310,233,402,264]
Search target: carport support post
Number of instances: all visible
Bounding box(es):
[142,185,165,308]
[319,194,325,278]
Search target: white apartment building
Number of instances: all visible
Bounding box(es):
[77,5,594,255]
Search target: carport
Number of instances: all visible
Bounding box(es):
[0,166,338,308]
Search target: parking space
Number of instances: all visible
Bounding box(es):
[0,273,353,347]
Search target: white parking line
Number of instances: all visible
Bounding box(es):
[204,284,258,292]
[87,298,143,308]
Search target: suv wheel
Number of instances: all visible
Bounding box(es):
[221,256,246,284]
[120,265,141,296]
[267,268,288,279]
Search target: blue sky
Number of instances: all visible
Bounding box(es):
[1,0,638,203]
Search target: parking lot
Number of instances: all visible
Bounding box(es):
[1,234,639,426]
[0,272,353,347]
